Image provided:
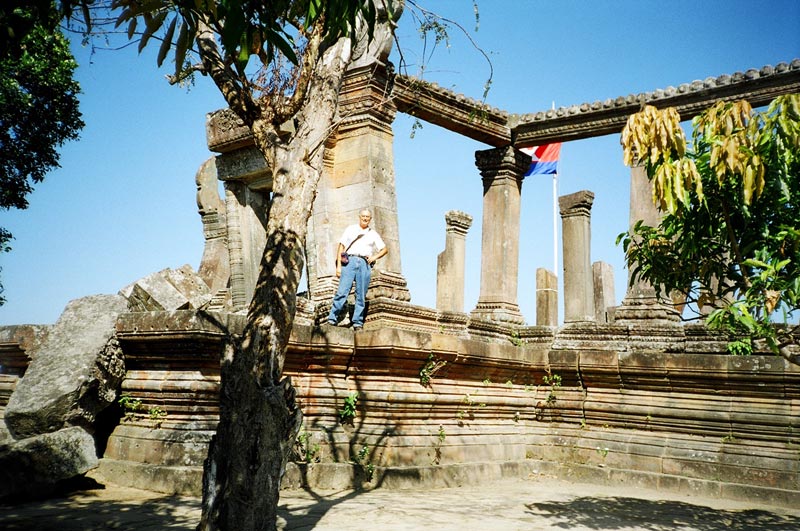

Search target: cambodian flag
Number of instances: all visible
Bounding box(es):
[520,143,562,176]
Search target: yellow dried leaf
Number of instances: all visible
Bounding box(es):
[743,165,754,205]
[765,290,781,314]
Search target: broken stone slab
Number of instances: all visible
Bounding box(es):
[0,325,49,419]
[0,426,97,500]
[4,294,128,439]
[119,264,213,312]
[0,324,52,360]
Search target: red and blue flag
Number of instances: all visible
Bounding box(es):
[520,143,562,176]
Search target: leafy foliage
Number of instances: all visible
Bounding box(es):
[0,4,84,304]
[619,95,800,359]
[338,391,359,424]
[101,1,381,103]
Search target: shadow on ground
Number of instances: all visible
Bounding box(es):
[0,476,196,531]
[526,496,800,531]
[3,481,800,530]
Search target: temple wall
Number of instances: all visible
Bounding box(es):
[95,309,800,506]
[0,325,50,440]
[8,59,799,504]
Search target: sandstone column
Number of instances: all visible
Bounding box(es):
[593,261,615,323]
[224,181,269,311]
[614,165,680,324]
[471,146,529,324]
[307,62,410,304]
[536,268,558,327]
[436,210,473,312]
[559,190,595,323]
[195,158,231,306]
[205,109,273,312]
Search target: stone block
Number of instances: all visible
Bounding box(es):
[214,146,270,184]
[95,458,202,496]
[0,426,97,500]
[167,265,215,308]
[0,324,52,358]
[120,265,212,312]
[5,295,127,439]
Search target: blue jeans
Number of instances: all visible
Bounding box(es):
[327,256,372,327]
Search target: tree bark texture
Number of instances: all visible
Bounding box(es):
[196,35,356,531]
[196,3,401,526]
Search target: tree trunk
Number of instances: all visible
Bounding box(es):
[196,37,353,531]
[196,2,402,524]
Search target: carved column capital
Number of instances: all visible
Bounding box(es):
[337,63,397,136]
[558,190,595,218]
[475,146,531,191]
[444,210,473,237]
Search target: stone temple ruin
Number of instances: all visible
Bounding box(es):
[1,58,799,504]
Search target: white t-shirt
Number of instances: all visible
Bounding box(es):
[340,224,386,257]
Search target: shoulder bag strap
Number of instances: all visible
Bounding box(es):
[343,230,368,254]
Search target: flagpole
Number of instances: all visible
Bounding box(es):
[553,171,558,276]
[551,101,558,280]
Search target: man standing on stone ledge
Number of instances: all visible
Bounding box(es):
[327,209,388,331]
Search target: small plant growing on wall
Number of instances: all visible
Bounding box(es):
[543,373,562,405]
[293,428,321,463]
[339,392,359,425]
[419,353,447,388]
[432,425,446,465]
[352,444,375,482]
[456,393,486,423]
[118,394,142,423]
[148,406,167,429]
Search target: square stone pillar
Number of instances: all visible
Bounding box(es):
[559,190,595,323]
[536,268,558,327]
[593,261,615,323]
[307,63,410,304]
[205,111,277,312]
[470,146,530,324]
[224,180,269,311]
[614,165,680,324]
[195,158,231,309]
[436,210,473,312]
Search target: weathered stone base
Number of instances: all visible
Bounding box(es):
[525,424,800,508]
[612,294,681,325]
[470,301,525,326]
[96,457,203,496]
[283,459,546,491]
[98,310,800,508]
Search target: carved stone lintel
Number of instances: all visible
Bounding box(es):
[215,147,272,189]
[514,59,800,145]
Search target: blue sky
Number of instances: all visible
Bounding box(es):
[1,0,799,326]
